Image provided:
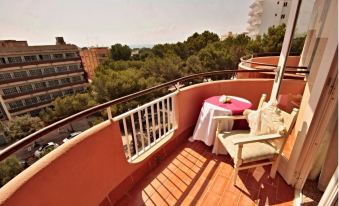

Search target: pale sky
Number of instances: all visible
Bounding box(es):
[0,0,252,47]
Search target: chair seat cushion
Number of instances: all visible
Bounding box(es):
[217,130,277,163]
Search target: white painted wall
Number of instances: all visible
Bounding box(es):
[247,0,315,38]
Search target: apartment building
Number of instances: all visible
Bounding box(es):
[247,0,314,38]
[0,37,88,120]
[79,47,109,79]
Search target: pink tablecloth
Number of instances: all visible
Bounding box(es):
[189,96,252,152]
[205,96,252,115]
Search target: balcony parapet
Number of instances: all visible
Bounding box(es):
[0,78,307,205]
[238,53,308,79]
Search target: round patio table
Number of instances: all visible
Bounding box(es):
[189,96,252,153]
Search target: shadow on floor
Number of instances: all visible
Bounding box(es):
[115,141,295,206]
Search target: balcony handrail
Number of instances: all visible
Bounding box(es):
[240,52,308,70]
[113,91,178,121]
[0,69,309,162]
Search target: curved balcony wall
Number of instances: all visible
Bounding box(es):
[0,79,306,206]
[238,56,303,79]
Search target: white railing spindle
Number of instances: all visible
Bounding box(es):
[130,114,138,156]
[145,108,151,147]
[137,110,145,151]
[167,97,171,131]
[151,104,156,143]
[156,102,161,139]
[162,100,166,134]
[122,118,131,159]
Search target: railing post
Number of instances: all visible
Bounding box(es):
[106,106,112,120]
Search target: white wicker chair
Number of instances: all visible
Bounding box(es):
[213,96,298,185]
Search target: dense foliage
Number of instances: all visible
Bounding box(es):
[0,157,23,186]
[40,93,96,123]
[110,43,132,61]
[5,115,44,142]
[38,24,305,123]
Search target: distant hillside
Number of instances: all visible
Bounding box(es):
[128,44,154,49]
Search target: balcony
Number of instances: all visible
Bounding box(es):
[0,76,306,206]
[238,53,307,81]
[0,57,81,69]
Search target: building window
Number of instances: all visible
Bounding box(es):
[281,14,286,19]
[69,64,79,71]
[0,73,12,81]
[39,94,51,102]
[277,1,279,4]
[71,76,82,83]
[8,56,22,64]
[29,69,42,76]
[19,84,33,93]
[24,97,38,106]
[65,53,76,58]
[64,89,74,95]
[8,100,24,109]
[39,54,51,61]
[3,87,18,95]
[43,67,55,75]
[48,79,59,87]
[57,66,68,73]
[283,2,288,6]
[52,91,63,98]
[74,87,85,93]
[98,54,107,58]
[53,54,63,59]
[34,82,47,90]
[13,71,28,79]
[24,55,38,62]
[0,58,6,64]
[275,13,277,17]
[30,109,41,117]
[60,78,71,84]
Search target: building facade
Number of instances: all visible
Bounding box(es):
[0,37,88,120]
[247,0,314,38]
[79,47,109,79]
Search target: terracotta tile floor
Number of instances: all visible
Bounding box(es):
[116,141,295,206]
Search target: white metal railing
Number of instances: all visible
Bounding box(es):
[113,91,177,161]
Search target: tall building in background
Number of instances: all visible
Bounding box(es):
[80,47,109,79]
[247,0,314,38]
[0,37,88,120]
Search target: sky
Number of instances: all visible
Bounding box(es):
[0,0,252,47]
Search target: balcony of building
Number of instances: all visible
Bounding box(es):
[0,0,337,204]
[238,53,306,81]
[0,75,308,206]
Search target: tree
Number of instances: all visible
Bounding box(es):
[260,24,286,52]
[7,115,44,142]
[184,31,220,57]
[110,44,132,61]
[0,156,24,186]
[92,67,158,102]
[40,93,96,123]
[291,35,306,53]
[142,55,184,82]
[184,55,204,74]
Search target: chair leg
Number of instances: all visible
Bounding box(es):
[233,160,241,185]
[215,137,219,156]
[270,157,280,178]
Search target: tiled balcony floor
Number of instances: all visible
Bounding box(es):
[116,141,294,206]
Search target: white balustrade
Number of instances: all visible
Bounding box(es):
[113,91,177,161]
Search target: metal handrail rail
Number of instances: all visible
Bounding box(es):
[240,52,308,70]
[0,69,309,161]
